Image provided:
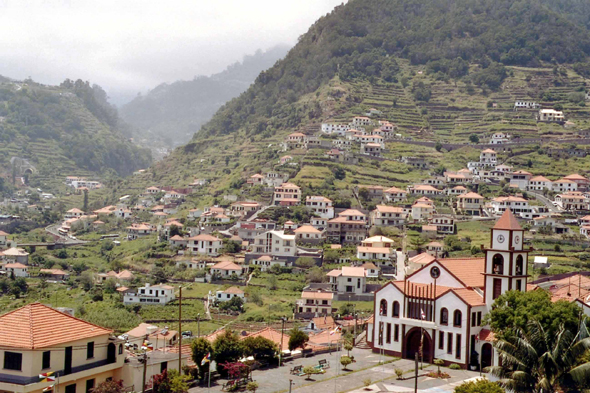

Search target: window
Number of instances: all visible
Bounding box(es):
[439,331,444,350]
[378,322,384,345]
[440,308,448,325]
[379,299,388,316]
[453,310,462,327]
[87,342,95,359]
[477,312,482,326]
[65,384,76,393]
[492,254,504,274]
[386,323,391,344]
[86,379,95,393]
[394,324,399,342]
[447,333,453,355]
[515,255,524,275]
[42,351,51,369]
[160,361,168,373]
[119,344,123,355]
[456,334,462,359]
[4,351,22,371]
[516,279,522,291]
[471,312,476,327]
[392,301,400,317]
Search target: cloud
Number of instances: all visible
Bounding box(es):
[0,0,344,104]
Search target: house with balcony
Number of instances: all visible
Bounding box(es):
[216,287,245,302]
[384,187,407,203]
[555,192,589,211]
[0,303,125,393]
[490,196,532,217]
[527,176,552,191]
[123,284,175,305]
[210,261,247,278]
[305,196,334,219]
[356,236,395,266]
[408,184,443,196]
[294,225,324,245]
[411,202,436,221]
[126,223,155,240]
[273,183,301,206]
[360,143,382,157]
[296,290,334,318]
[563,174,590,190]
[1,263,29,278]
[326,209,368,243]
[537,109,564,122]
[456,192,484,216]
[236,219,277,242]
[552,178,578,193]
[428,215,455,234]
[252,230,297,257]
[370,205,406,227]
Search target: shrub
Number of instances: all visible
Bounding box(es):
[340,356,353,370]
[449,363,461,370]
[395,368,403,379]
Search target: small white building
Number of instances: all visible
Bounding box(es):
[210,261,247,278]
[327,266,367,295]
[370,205,406,226]
[123,283,175,305]
[216,287,245,302]
[384,186,407,203]
[252,230,297,256]
[188,234,222,256]
[2,262,29,277]
[305,196,334,219]
[538,109,564,122]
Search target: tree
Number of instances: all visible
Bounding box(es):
[83,189,89,212]
[305,266,325,283]
[219,296,244,312]
[242,336,278,360]
[469,134,480,144]
[169,224,182,238]
[72,261,87,275]
[435,141,443,152]
[344,342,353,357]
[340,356,353,370]
[222,239,241,254]
[212,330,243,369]
[91,380,124,393]
[167,369,190,393]
[454,379,504,393]
[191,338,213,379]
[103,278,117,294]
[484,290,581,341]
[295,257,315,268]
[288,328,309,351]
[491,320,590,393]
[267,275,278,290]
[302,366,318,380]
[410,235,428,252]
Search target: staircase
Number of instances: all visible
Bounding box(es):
[354,331,372,349]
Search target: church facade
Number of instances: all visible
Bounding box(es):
[367,209,529,369]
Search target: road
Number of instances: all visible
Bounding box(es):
[527,191,559,213]
[45,224,88,245]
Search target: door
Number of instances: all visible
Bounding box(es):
[481,343,493,369]
[64,346,72,375]
[493,278,502,300]
[405,329,432,363]
[107,343,116,364]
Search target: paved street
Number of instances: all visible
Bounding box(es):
[189,349,482,393]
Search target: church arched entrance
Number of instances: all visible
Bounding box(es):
[404,327,432,363]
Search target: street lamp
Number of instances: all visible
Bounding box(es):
[279,317,286,367]
[197,313,200,338]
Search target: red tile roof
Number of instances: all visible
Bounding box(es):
[493,208,522,230]
[438,258,485,288]
[0,303,112,349]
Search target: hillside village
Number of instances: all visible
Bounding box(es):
[6,0,590,391]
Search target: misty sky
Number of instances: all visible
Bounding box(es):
[0,0,345,105]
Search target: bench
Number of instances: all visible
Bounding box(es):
[318,359,330,369]
[290,365,303,375]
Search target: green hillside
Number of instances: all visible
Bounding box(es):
[109,0,590,204]
[0,78,152,190]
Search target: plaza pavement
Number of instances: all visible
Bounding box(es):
[189,348,483,393]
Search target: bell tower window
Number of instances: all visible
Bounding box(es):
[515,255,523,275]
[492,254,504,274]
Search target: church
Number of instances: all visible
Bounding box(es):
[367,209,529,369]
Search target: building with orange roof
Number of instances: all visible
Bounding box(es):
[554,192,589,211]
[327,209,368,243]
[370,205,406,227]
[0,230,9,248]
[1,262,29,278]
[411,202,436,221]
[296,290,334,318]
[216,286,245,302]
[125,323,179,349]
[408,184,443,196]
[456,192,484,215]
[187,234,222,256]
[305,196,334,219]
[384,186,407,203]
[552,178,578,193]
[563,173,590,188]
[293,224,324,244]
[210,261,247,278]
[489,195,532,218]
[370,209,529,370]
[527,175,552,191]
[0,303,124,393]
[509,170,534,190]
[327,266,367,295]
[273,182,301,206]
[126,223,155,240]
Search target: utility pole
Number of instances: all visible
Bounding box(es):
[197,313,201,338]
[414,352,419,393]
[141,334,148,393]
[279,317,286,367]
[178,286,182,374]
[289,379,293,393]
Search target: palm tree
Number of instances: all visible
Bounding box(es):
[491,320,590,393]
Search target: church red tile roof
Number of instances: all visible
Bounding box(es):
[493,208,522,230]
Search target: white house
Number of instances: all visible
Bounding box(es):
[327,266,367,295]
[216,287,245,302]
[2,262,29,277]
[552,178,578,193]
[514,101,540,110]
[252,230,297,256]
[509,170,533,190]
[296,290,334,317]
[357,236,394,265]
[187,234,222,256]
[490,196,531,217]
[538,109,564,122]
[527,176,552,191]
[123,283,175,305]
[305,196,334,219]
[273,183,301,206]
[210,261,247,278]
[456,192,484,216]
[384,187,407,203]
[489,133,511,144]
[411,203,435,221]
[370,205,406,226]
